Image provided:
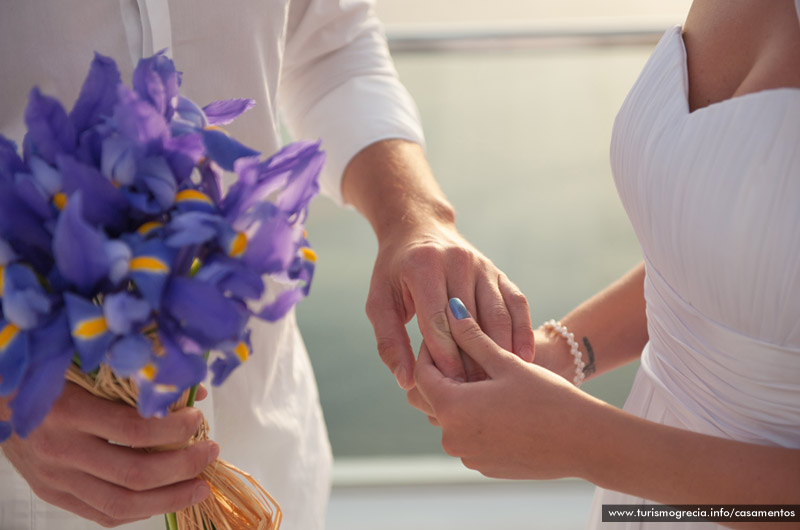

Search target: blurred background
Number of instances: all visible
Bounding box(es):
[296,1,691,528]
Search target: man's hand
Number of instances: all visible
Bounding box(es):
[342,139,534,390]
[1,384,216,527]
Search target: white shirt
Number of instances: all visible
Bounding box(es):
[0,1,425,529]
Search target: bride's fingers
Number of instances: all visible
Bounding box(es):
[446,298,517,377]
[406,387,434,416]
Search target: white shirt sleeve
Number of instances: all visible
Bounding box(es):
[280,0,426,205]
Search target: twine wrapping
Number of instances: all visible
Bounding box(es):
[66,364,282,530]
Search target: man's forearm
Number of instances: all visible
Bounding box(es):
[341,139,455,242]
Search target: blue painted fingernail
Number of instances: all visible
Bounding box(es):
[449,298,469,320]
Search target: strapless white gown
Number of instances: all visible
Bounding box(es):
[587,7,800,529]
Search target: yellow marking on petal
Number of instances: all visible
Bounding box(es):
[203,125,228,135]
[228,232,248,258]
[234,342,250,363]
[154,383,178,393]
[140,363,157,381]
[52,192,68,211]
[137,221,163,236]
[0,322,19,351]
[175,189,213,205]
[300,247,317,262]
[129,256,170,274]
[73,316,108,340]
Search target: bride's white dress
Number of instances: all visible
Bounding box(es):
[587,5,800,529]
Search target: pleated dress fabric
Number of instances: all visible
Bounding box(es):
[587,8,800,529]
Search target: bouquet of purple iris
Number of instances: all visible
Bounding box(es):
[0,51,323,529]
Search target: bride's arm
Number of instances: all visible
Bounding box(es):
[413,305,800,530]
[532,261,648,383]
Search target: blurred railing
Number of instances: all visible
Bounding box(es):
[386,17,675,52]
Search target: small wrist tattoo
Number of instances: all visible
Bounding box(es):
[582,337,596,376]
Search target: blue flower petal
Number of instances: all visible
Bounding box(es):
[0,238,18,265]
[2,263,52,330]
[165,211,222,247]
[173,96,207,129]
[27,156,62,197]
[105,239,132,285]
[10,312,72,438]
[132,51,180,118]
[69,53,122,134]
[52,193,110,293]
[107,333,151,377]
[135,329,206,418]
[129,240,176,309]
[100,136,138,185]
[202,99,256,126]
[0,180,53,264]
[103,292,151,335]
[114,86,169,149]
[138,156,177,209]
[57,154,128,230]
[24,88,76,164]
[164,132,204,184]
[64,293,113,372]
[240,203,298,274]
[0,136,25,183]
[275,143,324,217]
[255,287,305,322]
[0,421,10,443]
[210,330,251,386]
[163,277,247,349]
[194,257,264,301]
[201,128,260,171]
[0,319,29,396]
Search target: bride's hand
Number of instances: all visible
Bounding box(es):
[411,298,601,480]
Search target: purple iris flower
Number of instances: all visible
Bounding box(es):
[0,50,323,441]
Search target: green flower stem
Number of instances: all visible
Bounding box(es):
[164,353,206,530]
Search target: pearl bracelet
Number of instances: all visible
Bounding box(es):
[541,319,585,386]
